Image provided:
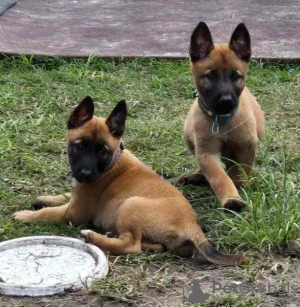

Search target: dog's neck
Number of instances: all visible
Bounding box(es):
[106,139,124,172]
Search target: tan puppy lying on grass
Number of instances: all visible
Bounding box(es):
[13,97,248,265]
[180,22,265,211]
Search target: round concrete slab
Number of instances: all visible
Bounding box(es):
[0,236,109,296]
[0,0,299,60]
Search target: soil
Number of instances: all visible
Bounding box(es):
[1,257,299,307]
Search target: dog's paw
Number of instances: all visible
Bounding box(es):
[32,202,44,211]
[80,229,95,243]
[13,210,36,223]
[170,174,208,187]
[223,198,246,212]
[32,196,48,210]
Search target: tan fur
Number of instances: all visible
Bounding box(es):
[13,110,248,265]
[184,44,265,210]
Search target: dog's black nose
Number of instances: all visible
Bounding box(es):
[217,95,235,114]
[81,169,92,176]
[219,95,233,104]
[80,169,93,180]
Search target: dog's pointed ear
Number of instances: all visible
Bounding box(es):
[106,100,127,137]
[190,21,214,62]
[68,96,94,129]
[229,23,251,62]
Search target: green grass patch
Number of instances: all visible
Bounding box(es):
[0,56,299,258]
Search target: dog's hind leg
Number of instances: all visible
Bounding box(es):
[33,193,72,210]
[81,197,166,255]
[81,230,142,255]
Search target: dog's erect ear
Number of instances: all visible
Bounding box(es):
[229,23,251,62]
[106,100,127,137]
[68,96,94,129]
[190,21,214,62]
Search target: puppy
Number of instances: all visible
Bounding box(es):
[13,97,248,265]
[180,22,265,211]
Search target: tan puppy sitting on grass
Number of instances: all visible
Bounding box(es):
[179,22,265,212]
[13,97,248,265]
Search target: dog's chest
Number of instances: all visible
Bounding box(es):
[218,122,245,143]
[92,208,117,232]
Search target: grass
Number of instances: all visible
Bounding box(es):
[91,252,176,303]
[0,56,299,304]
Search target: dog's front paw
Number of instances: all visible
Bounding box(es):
[32,196,52,210]
[223,198,245,212]
[32,198,46,210]
[13,210,36,223]
[80,229,96,243]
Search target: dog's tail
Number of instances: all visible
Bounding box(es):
[188,226,249,266]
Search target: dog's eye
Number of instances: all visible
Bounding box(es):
[231,71,242,81]
[76,144,84,151]
[96,145,107,155]
[203,72,215,81]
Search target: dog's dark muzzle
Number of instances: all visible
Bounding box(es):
[75,169,98,183]
[214,95,237,115]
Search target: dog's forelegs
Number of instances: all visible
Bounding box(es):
[197,153,245,211]
[13,203,75,225]
[33,193,72,209]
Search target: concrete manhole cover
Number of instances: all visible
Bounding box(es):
[0,236,109,296]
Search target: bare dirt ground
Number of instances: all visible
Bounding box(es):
[1,256,299,307]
